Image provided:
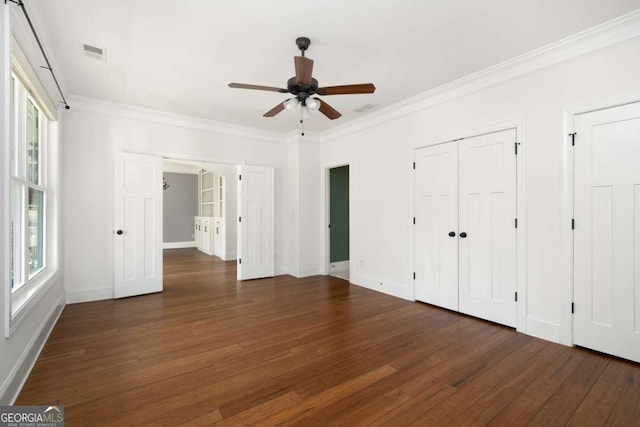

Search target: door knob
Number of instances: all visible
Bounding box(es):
[448,231,456,237]
[116,229,123,235]
[460,232,467,238]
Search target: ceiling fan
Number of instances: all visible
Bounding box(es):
[228,37,376,121]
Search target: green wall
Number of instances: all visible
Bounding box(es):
[330,165,349,262]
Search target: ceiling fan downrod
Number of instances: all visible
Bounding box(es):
[296,36,311,57]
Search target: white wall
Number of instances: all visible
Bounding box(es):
[318,27,640,344]
[285,136,323,277]
[62,98,291,303]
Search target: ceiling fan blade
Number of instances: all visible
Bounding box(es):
[316,98,342,120]
[263,102,285,117]
[229,83,288,93]
[294,56,314,86]
[316,83,376,96]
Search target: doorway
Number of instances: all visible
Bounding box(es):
[328,165,350,280]
[162,159,237,261]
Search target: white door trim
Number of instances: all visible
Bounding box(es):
[410,120,526,333]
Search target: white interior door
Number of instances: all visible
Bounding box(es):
[458,129,517,327]
[237,165,274,280]
[114,152,163,298]
[414,142,459,310]
[574,102,640,363]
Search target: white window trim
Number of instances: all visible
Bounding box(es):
[5,56,58,337]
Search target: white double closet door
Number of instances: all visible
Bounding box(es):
[414,129,517,327]
[574,102,640,363]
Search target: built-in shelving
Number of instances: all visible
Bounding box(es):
[196,168,226,256]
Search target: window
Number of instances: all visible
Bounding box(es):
[10,74,48,292]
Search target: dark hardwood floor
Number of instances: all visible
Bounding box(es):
[17,248,640,426]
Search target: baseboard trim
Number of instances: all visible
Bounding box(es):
[218,251,236,261]
[526,314,561,343]
[163,241,196,249]
[66,287,113,304]
[329,260,350,273]
[0,294,65,404]
[291,266,323,278]
[350,273,413,301]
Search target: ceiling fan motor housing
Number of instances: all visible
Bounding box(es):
[287,77,318,101]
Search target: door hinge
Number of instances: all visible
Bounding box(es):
[571,218,575,230]
[515,291,518,302]
[571,302,574,314]
[413,217,416,225]
[413,272,416,280]
[413,161,416,170]
[239,258,241,264]
[328,224,331,228]
[569,132,576,146]
[515,218,518,228]
[239,174,242,181]
[514,142,519,155]
[239,216,242,222]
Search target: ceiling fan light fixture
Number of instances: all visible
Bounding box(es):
[306,97,320,110]
[283,98,298,111]
[301,106,311,120]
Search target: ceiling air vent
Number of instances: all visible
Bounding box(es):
[82,43,106,61]
[354,104,376,113]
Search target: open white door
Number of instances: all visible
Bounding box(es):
[237,165,274,280]
[574,102,640,363]
[114,152,163,298]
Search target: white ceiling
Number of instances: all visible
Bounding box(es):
[26,0,640,134]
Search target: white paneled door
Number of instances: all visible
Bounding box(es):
[574,102,640,363]
[458,130,517,327]
[414,128,517,327]
[237,165,275,281]
[114,152,163,298]
[415,142,459,310]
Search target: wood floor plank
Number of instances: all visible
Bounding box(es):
[605,364,640,426]
[526,352,611,426]
[450,341,566,426]
[259,365,398,425]
[15,248,640,425]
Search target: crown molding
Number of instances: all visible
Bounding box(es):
[321,9,640,142]
[66,94,289,144]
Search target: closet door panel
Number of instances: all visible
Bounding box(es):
[414,142,459,310]
[458,129,517,327]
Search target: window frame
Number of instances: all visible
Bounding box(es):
[8,71,52,325]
